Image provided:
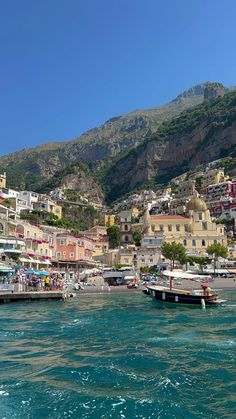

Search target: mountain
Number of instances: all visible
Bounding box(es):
[0,82,233,193]
[103,91,236,203]
[37,162,104,205]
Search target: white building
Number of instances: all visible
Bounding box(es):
[18,191,39,208]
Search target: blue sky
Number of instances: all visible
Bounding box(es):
[1,0,236,156]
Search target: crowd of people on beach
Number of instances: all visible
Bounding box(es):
[12,268,64,292]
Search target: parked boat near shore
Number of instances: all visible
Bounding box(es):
[143,271,226,306]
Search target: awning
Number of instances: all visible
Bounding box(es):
[124,275,135,280]
[163,270,211,281]
[19,257,31,263]
[0,263,14,272]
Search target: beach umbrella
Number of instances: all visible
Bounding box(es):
[25,269,37,275]
[36,271,49,276]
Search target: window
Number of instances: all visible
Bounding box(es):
[149,259,153,263]
[168,225,172,232]
[176,224,180,232]
[192,240,196,246]
[60,239,64,245]
[125,235,129,242]
[70,252,74,257]
[151,225,155,232]
[159,225,164,232]
[141,259,145,263]
[124,258,129,264]
[202,240,206,246]
[183,239,187,246]
[184,224,189,232]
[214,240,217,244]
[124,224,128,231]
[198,212,203,220]
[56,252,61,259]
[202,222,207,230]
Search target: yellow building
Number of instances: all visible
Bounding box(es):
[201,169,229,190]
[34,199,62,219]
[131,207,140,218]
[95,249,119,266]
[103,214,116,227]
[144,197,227,255]
[119,246,135,266]
[52,204,62,219]
[0,172,6,189]
[93,246,135,267]
[15,222,53,262]
[92,237,109,257]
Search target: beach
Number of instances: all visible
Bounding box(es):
[76,276,236,295]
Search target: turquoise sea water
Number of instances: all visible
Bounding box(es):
[0,292,235,419]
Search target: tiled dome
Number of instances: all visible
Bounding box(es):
[187,197,208,212]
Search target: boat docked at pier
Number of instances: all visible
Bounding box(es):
[143,270,226,306]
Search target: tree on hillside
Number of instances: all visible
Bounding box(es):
[161,242,186,270]
[133,229,142,247]
[107,225,120,249]
[207,243,228,277]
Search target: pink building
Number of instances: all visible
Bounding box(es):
[206,180,236,201]
[206,180,236,218]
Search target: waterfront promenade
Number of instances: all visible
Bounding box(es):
[0,290,70,303]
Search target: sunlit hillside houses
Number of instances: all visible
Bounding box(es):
[143,197,227,256]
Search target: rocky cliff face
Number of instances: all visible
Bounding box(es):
[37,162,104,205]
[204,82,225,100]
[104,92,236,202]
[58,172,104,205]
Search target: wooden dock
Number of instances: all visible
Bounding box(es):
[0,291,72,304]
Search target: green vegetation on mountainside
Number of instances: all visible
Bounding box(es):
[61,204,99,231]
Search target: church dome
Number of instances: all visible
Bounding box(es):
[187,197,208,212]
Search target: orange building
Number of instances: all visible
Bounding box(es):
[54,234,95,263]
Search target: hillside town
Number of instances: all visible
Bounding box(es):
[0,159,236,285]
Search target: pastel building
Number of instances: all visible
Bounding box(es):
[136,248,162,270]
[175,180,197,199]
[54,234,95,265]
[144,197,227,256]
[201,169,228,191]
[33,197,62,219]
[18,191,39,208]
[102,214,116,227]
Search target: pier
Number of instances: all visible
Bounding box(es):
[0,290,72,304]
